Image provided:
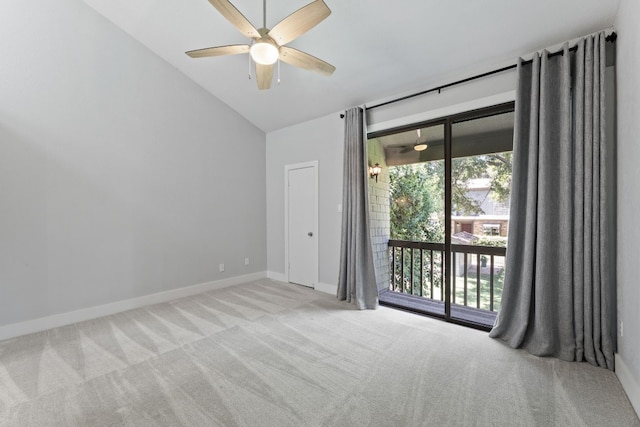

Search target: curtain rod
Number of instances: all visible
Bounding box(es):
[340,31,617,117]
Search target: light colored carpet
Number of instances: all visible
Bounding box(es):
[0,279,637,426]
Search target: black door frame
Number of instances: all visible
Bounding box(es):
[369,101,515,329]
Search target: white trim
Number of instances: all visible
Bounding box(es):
[284,160,319,287]
[0,272,266,341]
[267,271,287,282]
[366,91,516,134]
[616,354,640,417]
[315,282,337,295]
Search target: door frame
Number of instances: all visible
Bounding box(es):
[284,160,319,287]
[368,102,515,329]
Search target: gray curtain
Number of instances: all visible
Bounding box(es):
[337,107,379,309]
[490,33,614,369]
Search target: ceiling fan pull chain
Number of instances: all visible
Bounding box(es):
[277,59,281,84]
[248,54,252,80]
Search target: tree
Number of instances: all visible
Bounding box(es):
[389,163,444,242]
[441,152,513,216]
[484,152,512,204]
[389,151,512,242]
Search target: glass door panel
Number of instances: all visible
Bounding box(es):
[449,111,514,325]
[374,123,446,316]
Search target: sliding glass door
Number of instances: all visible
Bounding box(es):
[369,102,514,328]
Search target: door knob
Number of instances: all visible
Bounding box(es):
[308,232,313,237]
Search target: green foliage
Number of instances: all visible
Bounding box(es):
[449,152,513,215]
[474,236,508,248]
[485,153,513,205]
[452,269,505,311]
[389,152,512,243]
[389,163,444,242]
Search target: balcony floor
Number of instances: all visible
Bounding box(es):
[378,289,497,330]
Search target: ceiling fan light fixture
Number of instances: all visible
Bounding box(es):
[414,142,428,151]
[250,41,279,65]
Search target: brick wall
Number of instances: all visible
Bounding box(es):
[472,220,509,237]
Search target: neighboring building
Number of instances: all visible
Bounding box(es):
[451,178,509,239]
[450,178,509,275]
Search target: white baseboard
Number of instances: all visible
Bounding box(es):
[267,271,287,282]
[267,272,336,296]
[616,354,640,417]
[0,271,267,342]
[315,282,337,295]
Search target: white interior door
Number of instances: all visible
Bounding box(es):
[287,164,317,287]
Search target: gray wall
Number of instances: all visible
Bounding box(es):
[266,113,344,288]
[0,0,266,327]
[615,0,640,412]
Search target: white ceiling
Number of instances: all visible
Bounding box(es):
[82,0,620,133]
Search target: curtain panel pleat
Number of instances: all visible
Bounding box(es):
[337,107,379,309]
[490,33,614,369]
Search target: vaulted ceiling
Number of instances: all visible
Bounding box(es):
[82,0,620,132]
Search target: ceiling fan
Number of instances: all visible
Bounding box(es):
[392,129,429,153]
[186,0,336,90]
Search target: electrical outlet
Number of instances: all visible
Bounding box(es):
[244,258,250,265]
[219,263,225,272]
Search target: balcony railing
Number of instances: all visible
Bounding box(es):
[388,240,506,312]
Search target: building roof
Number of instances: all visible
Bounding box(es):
[452,231,479,244]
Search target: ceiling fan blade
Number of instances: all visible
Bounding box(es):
[186,44,250,58]
[279,46,335,76]
[400,147,413,153]
[208,0,261,39]
[255,63,273,90]
[268,0,331,46]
